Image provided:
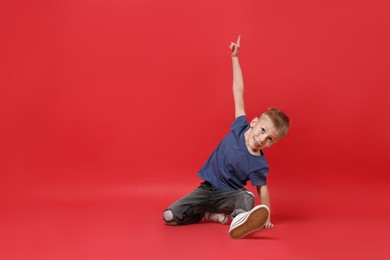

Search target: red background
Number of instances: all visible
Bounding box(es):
[1,0,389,259]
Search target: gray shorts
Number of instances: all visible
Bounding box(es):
[163,181,255,225]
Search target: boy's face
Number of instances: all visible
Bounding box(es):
[247,116,280,151]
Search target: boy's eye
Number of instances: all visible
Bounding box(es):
[261,127,265,132]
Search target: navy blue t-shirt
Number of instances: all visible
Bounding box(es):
[197,116,269,190]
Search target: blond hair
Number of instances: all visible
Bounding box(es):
[261,108,290,138]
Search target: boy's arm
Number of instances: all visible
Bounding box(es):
[257,185,274,228]
[230,36,246,119]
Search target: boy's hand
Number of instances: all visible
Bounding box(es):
[264,219,274,229]
[229,35,241,57]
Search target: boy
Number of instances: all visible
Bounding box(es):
[163,36,290,239]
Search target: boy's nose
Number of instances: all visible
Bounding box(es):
[258,135,267,145]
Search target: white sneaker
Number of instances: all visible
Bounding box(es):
[204,212,230,225]
[228,205,270,239]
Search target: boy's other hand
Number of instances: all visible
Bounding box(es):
[264,220,274,229]
[229,35,241,57]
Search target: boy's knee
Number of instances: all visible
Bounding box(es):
[241,190,255,205]
[244,190,255,198]
[246,191,255,207]
[163,209,178,225]
[231,190,255,217]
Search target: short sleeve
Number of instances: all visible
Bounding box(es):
[249,168,269,186]
[231,115,247,130]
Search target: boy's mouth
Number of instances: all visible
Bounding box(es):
[253,137,262,147]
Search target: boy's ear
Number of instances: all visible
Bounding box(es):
[250,117,259,128]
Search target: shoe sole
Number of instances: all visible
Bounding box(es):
[229,205,269,239]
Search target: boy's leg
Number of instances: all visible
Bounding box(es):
[208,189,255,217]
[208,189,269,238]
[163,183,210,225]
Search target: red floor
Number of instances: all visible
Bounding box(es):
[1,1,389,259]
[1,170,389,260]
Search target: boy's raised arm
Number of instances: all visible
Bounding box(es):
[230,35,246,119]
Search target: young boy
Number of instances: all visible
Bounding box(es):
[163,36,290,239]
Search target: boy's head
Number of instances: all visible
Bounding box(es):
[260,107,290,139]
[247,108,290,151]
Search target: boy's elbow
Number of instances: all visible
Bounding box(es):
[233,87,244,95]
[233,83,244,89]
[257,185,268,193]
